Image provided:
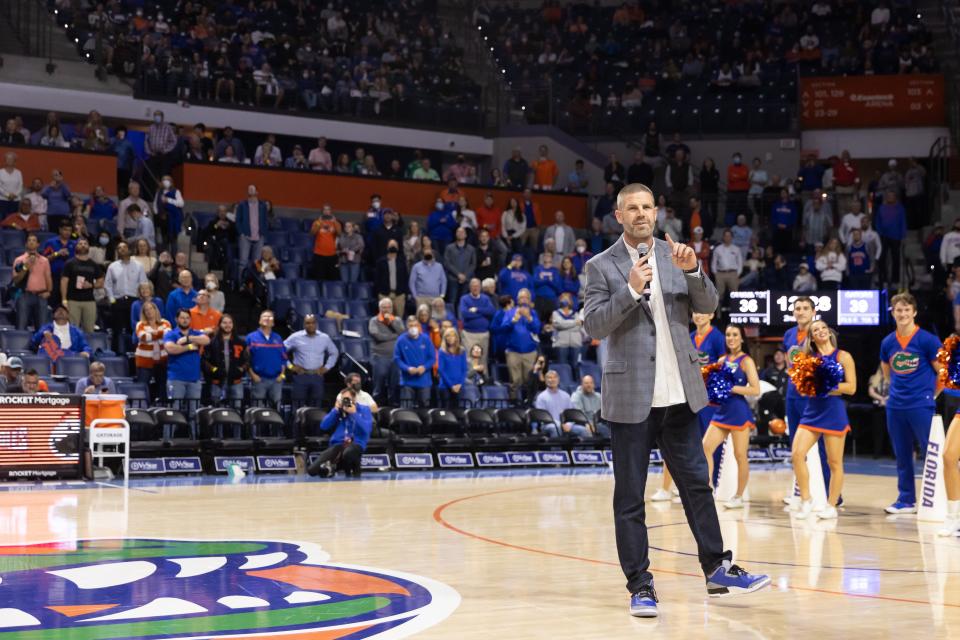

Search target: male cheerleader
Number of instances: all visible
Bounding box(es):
[652,312,725,502]
[782,296,832,504]
[879,293,943,514]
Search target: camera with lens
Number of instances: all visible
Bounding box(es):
[341,397,353,408]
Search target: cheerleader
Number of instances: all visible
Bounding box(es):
[701,325,760,509]
[791,320,857,520]
[940,410,960,536]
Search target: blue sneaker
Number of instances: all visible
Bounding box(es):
[884,501,917,514]
[706,561,771,597]
[629,584,659,617]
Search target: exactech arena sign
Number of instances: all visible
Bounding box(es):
[799,74,944,128]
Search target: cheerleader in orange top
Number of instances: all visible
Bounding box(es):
[790,320,857,521]
[701,325,760,510]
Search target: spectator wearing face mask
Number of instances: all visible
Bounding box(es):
[394,315,435,406]
[427,198,458,256]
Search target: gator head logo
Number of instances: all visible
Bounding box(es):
[787,345,803,364]
[890,351,921,374]
[697,350,711,366]
[0,538,459,639]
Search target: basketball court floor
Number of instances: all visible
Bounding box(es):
[0,464,958,638]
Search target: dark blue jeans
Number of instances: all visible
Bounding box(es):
[292,373,325,407]
[609,404,731,593]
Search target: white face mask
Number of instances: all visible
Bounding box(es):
[408,327,420,338]
[576,245,586,254]
[162,179,172,188]
[206,281,217,290]
[372,200,381,209]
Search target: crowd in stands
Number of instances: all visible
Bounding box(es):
[478,0,935,132]
[54,0,482,129]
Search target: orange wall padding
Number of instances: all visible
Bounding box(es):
[0,146,116,195]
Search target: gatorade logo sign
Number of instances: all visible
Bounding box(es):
[890,351,921,375]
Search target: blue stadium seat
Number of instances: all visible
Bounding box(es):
[480,384,510,408]
[56,356,90,379]
[267,279,293,302]
[460,384,480,408]
[318,298,345,314]
[86,332,111,355]
[295,281,320,298]
[117,381,150,408]
[322,282,346,299]
[346,300,370,319]
[290,233,314,250]
[341,319,369,338]
[292,299,318,319]
[0,330,33,352]
[279,217,302,233]
[315,317,338,338]
[35,232,54,246]
[550,363,575,388]
[340,338,370,361]
[43,379,70,394]
[193,212,216,229]
[0,231,24,250]
[20,355,51,376]
[266,231,288,247]
[97,356,129,378]
[348,282,373,299]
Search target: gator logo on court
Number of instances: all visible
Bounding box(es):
[890,351,921,374]
[0,538,459,639]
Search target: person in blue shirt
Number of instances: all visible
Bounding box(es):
[533,252,562,321]
[437,328,467,409]
[497,254,533,301]
[84,186,118,229]
[500,288,541,399]
[41,169,72,222]
[306,387,373,478]
[163,308,210,411]
[879,292,943,514]
[394,315,436,406]
[846,228,873,289]
[41,219,76,308]
[796,155,825,196]
[165,270,197,323]
[284,314,340,408]
[427,198,458,256]
[75,360,118,395]
[459,277,496,369]
[769,189,797,255]
[875,190,907,286]
[490,295,514,361]
[112,126,136,197]
[32,305,91,358]
[246,310,287,408]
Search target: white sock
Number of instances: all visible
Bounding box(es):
[949,500,960,518]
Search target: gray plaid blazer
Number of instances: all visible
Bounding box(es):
[582,236,719,424]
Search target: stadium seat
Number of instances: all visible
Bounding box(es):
[341,319,369,338]
[267,279,293,302]
[292,299,319,320]
[550,363,575,388]
[322,282,347,299]
[315,317,339,338]
[21,355,51,376]
[56,356,89,379]
[266,231,288,247]
[480,384,510,408]
[127,408,165,457]
[561,408,607,447]
[346,300,371,319]
[427,408,471,451]
[348,282,374,299]
[86,332,111,355]
[245,407,296,453]
[295,281,320,298]
[43,379,70,394]
[340,339,370,362]
[149,407,198,451]
[295,406,330,451]
[459,384,480,408]
[97,356,129,378]
[494,408,545,448]
[526,408,561,439]
[0,330,33,353]
[197,406,253,454]
[389,408,432,452]
[579,361,601,390]
[117,381,150,408]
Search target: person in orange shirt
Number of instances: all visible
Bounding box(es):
[725,152,750,226]
[531,145,559,190]
[189,290,222,336]
[439,177,463,204]
[0,199,42,231]
[310,204,341,281]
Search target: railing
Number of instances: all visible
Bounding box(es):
[929,136,952,222]
[0,0,53,63]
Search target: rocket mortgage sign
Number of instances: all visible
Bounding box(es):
[799,74,944,129]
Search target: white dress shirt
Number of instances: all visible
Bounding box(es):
[624,239,687,407]
[711,243,743,273]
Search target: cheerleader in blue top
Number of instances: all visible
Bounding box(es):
[791,320,857,521]
[701,325,760,510]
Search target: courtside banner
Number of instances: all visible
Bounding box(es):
[0,394,84,480]
[800,74,944,129]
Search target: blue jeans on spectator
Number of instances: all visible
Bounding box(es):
[292,373,325,407]
[372,355,398,405]
[339,262,360,283]
[402,385,431,407]
[552,346,580,378]
[16,291,49,330]
[446,277,469,305]
[137,365,167,403]
[238,236,264,269]
[252,377,283,407]
[168,379,202,418]
[542,423,591,438]
[302,89,318,110]
[438,387,461,409]
[210,382,244,407]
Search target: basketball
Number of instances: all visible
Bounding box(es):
[769,418,787,435]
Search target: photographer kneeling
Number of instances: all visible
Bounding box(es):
[306,387,373,478]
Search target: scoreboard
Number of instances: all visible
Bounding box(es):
[729,290,883,327]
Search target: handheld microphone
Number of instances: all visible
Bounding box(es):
[637,243,651,300]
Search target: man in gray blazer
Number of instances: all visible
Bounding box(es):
[583,183,770,618]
